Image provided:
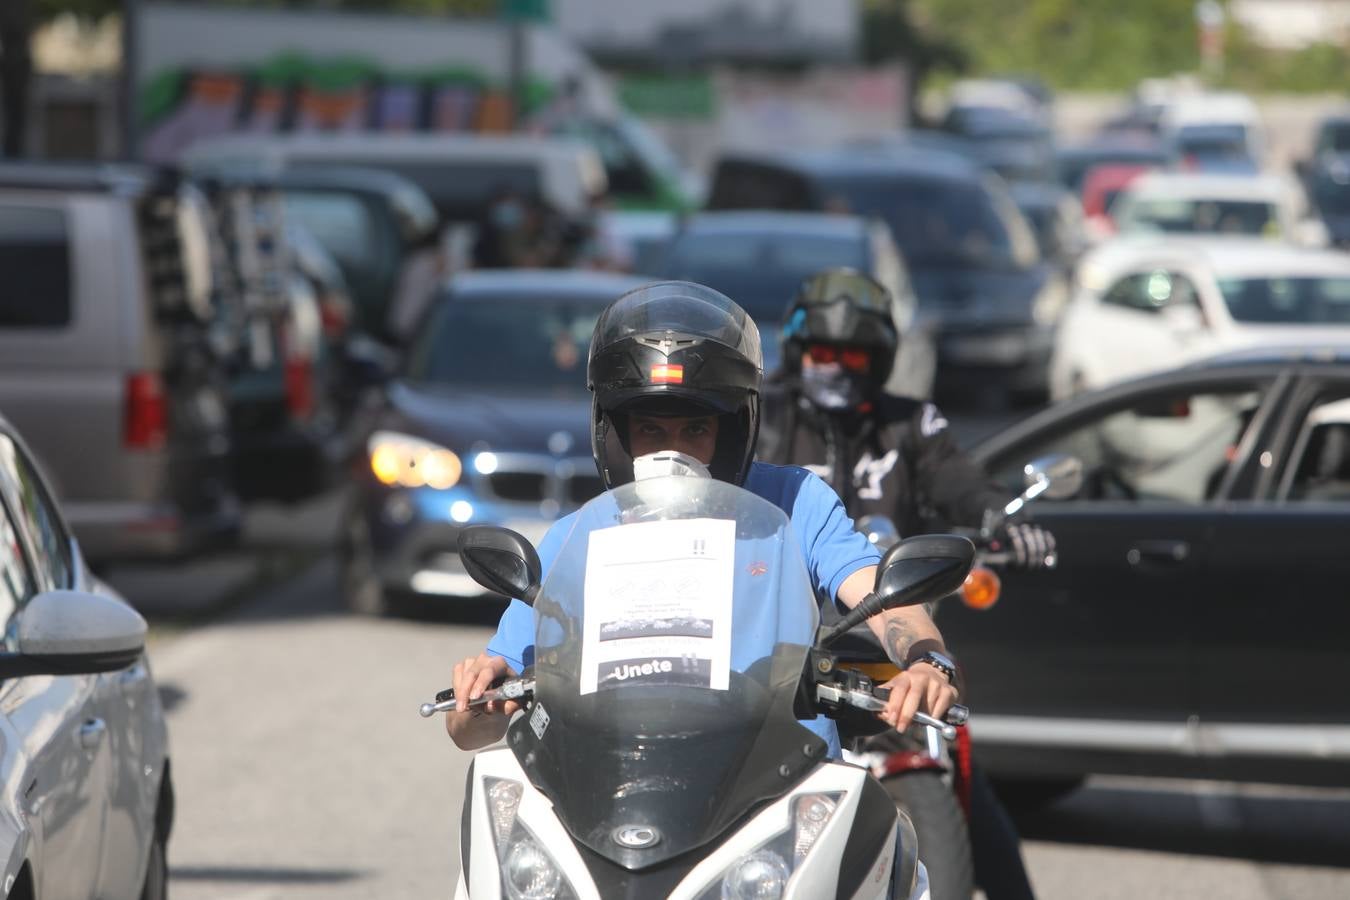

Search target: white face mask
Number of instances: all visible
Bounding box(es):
[801,362,868,410]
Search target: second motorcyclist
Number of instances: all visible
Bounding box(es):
[759,267,1048,900]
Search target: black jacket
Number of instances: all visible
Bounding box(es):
[759,378,1004,536]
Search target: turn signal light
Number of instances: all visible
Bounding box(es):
[961,567,1001,610]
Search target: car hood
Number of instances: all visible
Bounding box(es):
[909,263,1052,329]
[384,382,594,456]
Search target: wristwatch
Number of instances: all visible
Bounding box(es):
[908,650,958,685]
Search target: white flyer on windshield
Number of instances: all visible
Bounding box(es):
[579,517,734,695]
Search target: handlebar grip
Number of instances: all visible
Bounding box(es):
[872,685,970,727]
[433,674,509,707]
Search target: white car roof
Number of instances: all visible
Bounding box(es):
[1162,92,1260,129]
[1125,171,1291,202]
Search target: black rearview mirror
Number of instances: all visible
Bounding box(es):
[819,534,975,647]
[1023,454,1084,500]
[457,526,543,603]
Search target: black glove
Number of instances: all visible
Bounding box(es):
[995,522,1057,570]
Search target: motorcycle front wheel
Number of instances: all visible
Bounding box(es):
[884,770,974,900]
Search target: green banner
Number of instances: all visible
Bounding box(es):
[619,74,715,120]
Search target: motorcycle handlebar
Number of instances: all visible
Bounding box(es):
[419,676,534,718]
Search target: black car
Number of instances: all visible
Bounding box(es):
[657,210,935,396]
[1300,113,1350,247]
[341,269,650,615]
[273,166,441,344]
[707,147,1066,403]
[1006,180,1087,269]
[942,346,1350,794]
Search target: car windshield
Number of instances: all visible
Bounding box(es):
[404,293,602,393]
[661,231,867,323]
[1317,122,1350,154]
[514,476,820,867]
[1215,276,1350,324]
[282,191,380,269]
[1117,197,1278,236]
[819,175,1037,269]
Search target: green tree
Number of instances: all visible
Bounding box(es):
[860,0,967,125]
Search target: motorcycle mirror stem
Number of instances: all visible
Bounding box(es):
[981,453,1084,539]
[457,525,543,604]
[818,534,975,647]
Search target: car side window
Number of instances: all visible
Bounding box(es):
[991,386,1265,504]
[0,501,35,630]
[1279,393,1350,502]
[0,204,72,328]
[0,435,72,590]
[1101,270,1198,314]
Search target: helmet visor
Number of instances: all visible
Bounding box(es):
[795,269,892,317]
[593,282,763,371]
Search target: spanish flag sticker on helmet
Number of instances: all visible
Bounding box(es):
[650,364,684,384]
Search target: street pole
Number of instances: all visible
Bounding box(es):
[121,0,141,159]
[507,17,526,130]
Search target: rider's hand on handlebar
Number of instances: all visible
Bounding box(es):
[995,522,1057,570]
[450,653,520,717]
[876,663,959,732]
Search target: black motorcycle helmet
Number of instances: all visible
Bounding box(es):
[588,281,763,488]
[781,268,901,388]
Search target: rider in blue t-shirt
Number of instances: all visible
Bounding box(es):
[446,281,961,755]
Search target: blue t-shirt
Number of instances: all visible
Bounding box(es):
[485,461,880,757]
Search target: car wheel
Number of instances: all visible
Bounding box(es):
[883,770,974,900]
[139,833,167,900]
[342,513,389,617]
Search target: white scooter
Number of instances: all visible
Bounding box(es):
[422,461,973,900]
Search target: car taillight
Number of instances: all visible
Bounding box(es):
[124,372,168,450]
[285,357,315,421]
[319,300,348,340]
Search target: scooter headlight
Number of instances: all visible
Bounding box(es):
[702,792,845,900]
[482,778,577,900]
[503,837,564,900]
[721,849,791,900]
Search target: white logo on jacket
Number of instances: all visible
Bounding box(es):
[853,449,900,501]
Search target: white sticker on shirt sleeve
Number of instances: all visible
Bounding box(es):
[920,403,950,438]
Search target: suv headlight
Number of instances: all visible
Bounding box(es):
[484,778,577,900]
[699,792,845,900]
[367,430,461,489]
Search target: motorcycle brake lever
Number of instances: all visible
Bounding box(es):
[870,686,969,739]
[419,677,533,718]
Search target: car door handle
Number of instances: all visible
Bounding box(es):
[79,718,107,750]
[1127,540,1190,566]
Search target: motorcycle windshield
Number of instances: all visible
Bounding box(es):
[516,476,825,869]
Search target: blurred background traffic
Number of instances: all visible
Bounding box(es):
[3,1,1350,898]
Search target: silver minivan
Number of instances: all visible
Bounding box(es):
[0,163,240,563]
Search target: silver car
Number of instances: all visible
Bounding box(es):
[0,411,171,899]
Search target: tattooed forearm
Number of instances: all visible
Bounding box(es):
[884,619,916,669]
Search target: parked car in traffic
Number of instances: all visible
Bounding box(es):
[1079,163,1154,242]
[0,162,241,563]
[950,347,1350,796]
[0,411,172,899]
[182,131,607,235]
[1006,179,1087,269]
[1111,171,1328,246]
[707,147,1066,404]
[1298,111,1350,247]
[1160,91,1265,174]
[342,269,649,615]
[1050,237,1350,399]
[657,210,936,397]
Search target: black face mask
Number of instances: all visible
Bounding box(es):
[800,363,870,411]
